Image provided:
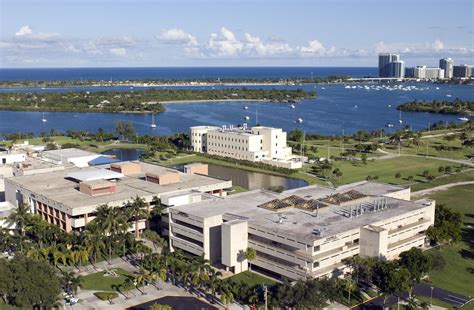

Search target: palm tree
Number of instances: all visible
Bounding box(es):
[219,282,234,307]
[245,247,257,271]
[121,277,135,299]
[125,196,150,239]
[98,206,128,262]
[207,269,222,303]
[62,270,83,297]
[82,222,106,265]
[6,202,31,236]
[136,268,152,295]
[344,278,356,305]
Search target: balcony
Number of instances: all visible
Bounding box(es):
[71,217,85,228]
[170,223,203,242]
[388,219,432,236]
[248,239,308,266]
[170,236,204,256]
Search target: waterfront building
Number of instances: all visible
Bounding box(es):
[414,66,444,79]
[404,67,415,78]
[378,53,400,77]
[190,125,304,169]
[439,58,454,79]
[387,60,405,78]
[4,161,232,233]
[168,181,435,280]
[453,64,472,78]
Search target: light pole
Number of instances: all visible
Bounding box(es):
[262,284,268,310]
[430,286,434,306]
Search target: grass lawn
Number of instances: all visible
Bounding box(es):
[229,186,248,195]
[225,271,277,288]
[381,136,474,160]
[420,185,474,297]
[81,267,134,292]
[411,169,474,192]
[323,156,463,186]
[0,304,30,310]
[416,296,455,310]
[153,154,324,186]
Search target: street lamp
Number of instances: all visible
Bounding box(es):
[262,284,268,310]
[430,286,434,305]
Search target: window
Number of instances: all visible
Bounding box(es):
[313,262,320,268]
[314,245,320,251]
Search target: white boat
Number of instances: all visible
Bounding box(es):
[41,112,47,123]
[458,117,469,121]
[388,104,392,108]
[321,87,325,90]
[244,106,248,110]
[435,87,439,90]
[150,114,157,128]
[290,104,296,109]
[244,116,250,120]
[446,94,452,97]
[296,117,303,124]
[398,110,403,124]
[385,123,394,128]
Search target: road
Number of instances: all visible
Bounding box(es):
[354,283,472,309]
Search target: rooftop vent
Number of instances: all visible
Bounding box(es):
[79,180,116,196]
[110,162,141,175]
[321,190,367,206]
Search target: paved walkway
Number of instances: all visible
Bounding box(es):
[412,181,474,197]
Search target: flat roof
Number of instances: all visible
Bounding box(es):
[67,169,125,181]
[8,161,231,213]
[170,181,425,243]
[43,148,99,158]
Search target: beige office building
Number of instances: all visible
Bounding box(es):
[168,181,434,280]
[190,125,303,169]
[5,162,231,233]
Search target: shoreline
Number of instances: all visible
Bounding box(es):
[160,99,269,104]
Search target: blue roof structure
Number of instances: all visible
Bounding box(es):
[88,156,121,166]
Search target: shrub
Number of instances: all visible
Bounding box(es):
[94,292,119,301]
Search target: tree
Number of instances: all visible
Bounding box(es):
[372,261,411,304]
[82,222,106,264]
[121,277,135,299]
[395,172,401,180]
[125,196,150,239]
[6,202,31,236]
[399,248,431,295]
[0,256,62,308]
[62,270,83,297]
[245,247,257,271]
[136,268,152,294]
[332,168,343,181]
[427,204,462,244]
[95,204,129,261]
[115,120,135,141]
[361,153,367,165]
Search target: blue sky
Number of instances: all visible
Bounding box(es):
[1,0,473,68]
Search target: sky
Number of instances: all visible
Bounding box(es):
[0,0,473,68]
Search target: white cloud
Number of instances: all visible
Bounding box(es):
[157,28,197,46]
[109,47,127,57]
[207,27,243,56]
[15,25,33,36]
[244,33,293,56]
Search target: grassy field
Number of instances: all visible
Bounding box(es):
[381,136,474,160]
[225,271,277,288]
[420,185,474,297]
[80,268,134,292]
[311,156,464,186]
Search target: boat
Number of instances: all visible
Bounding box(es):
[150,114,157,128]
[435,87,440,90]
[398,110,403,124]
[388,104,391,108]
[41,112,47,123]
[244,116,250,120]
[458,117,469,121]
[244,106,248,110]
[385,123,394,128]
[290,104,296,109]
[296,118,303,124]
[446,94,452,97]
[321,87,325,90]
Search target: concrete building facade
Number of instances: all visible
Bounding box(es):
[4,161,232,233]
[414,66,445,79]
[190,125,303,169]
[168,181,434,281]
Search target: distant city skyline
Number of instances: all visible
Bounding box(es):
[1,0,473,68]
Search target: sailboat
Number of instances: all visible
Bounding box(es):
[150,114,157,128]
[398,110,403,124]
[41,112,47,123]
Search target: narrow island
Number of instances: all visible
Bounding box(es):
[0,88,316,113]
[397,99,474,115]
[0,76,348,88]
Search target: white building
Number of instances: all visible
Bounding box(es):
[168,181,435,280]
[190,125,303,169]
[439,58,454,79]
[414,66,445,79]
[41,148,103,168]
